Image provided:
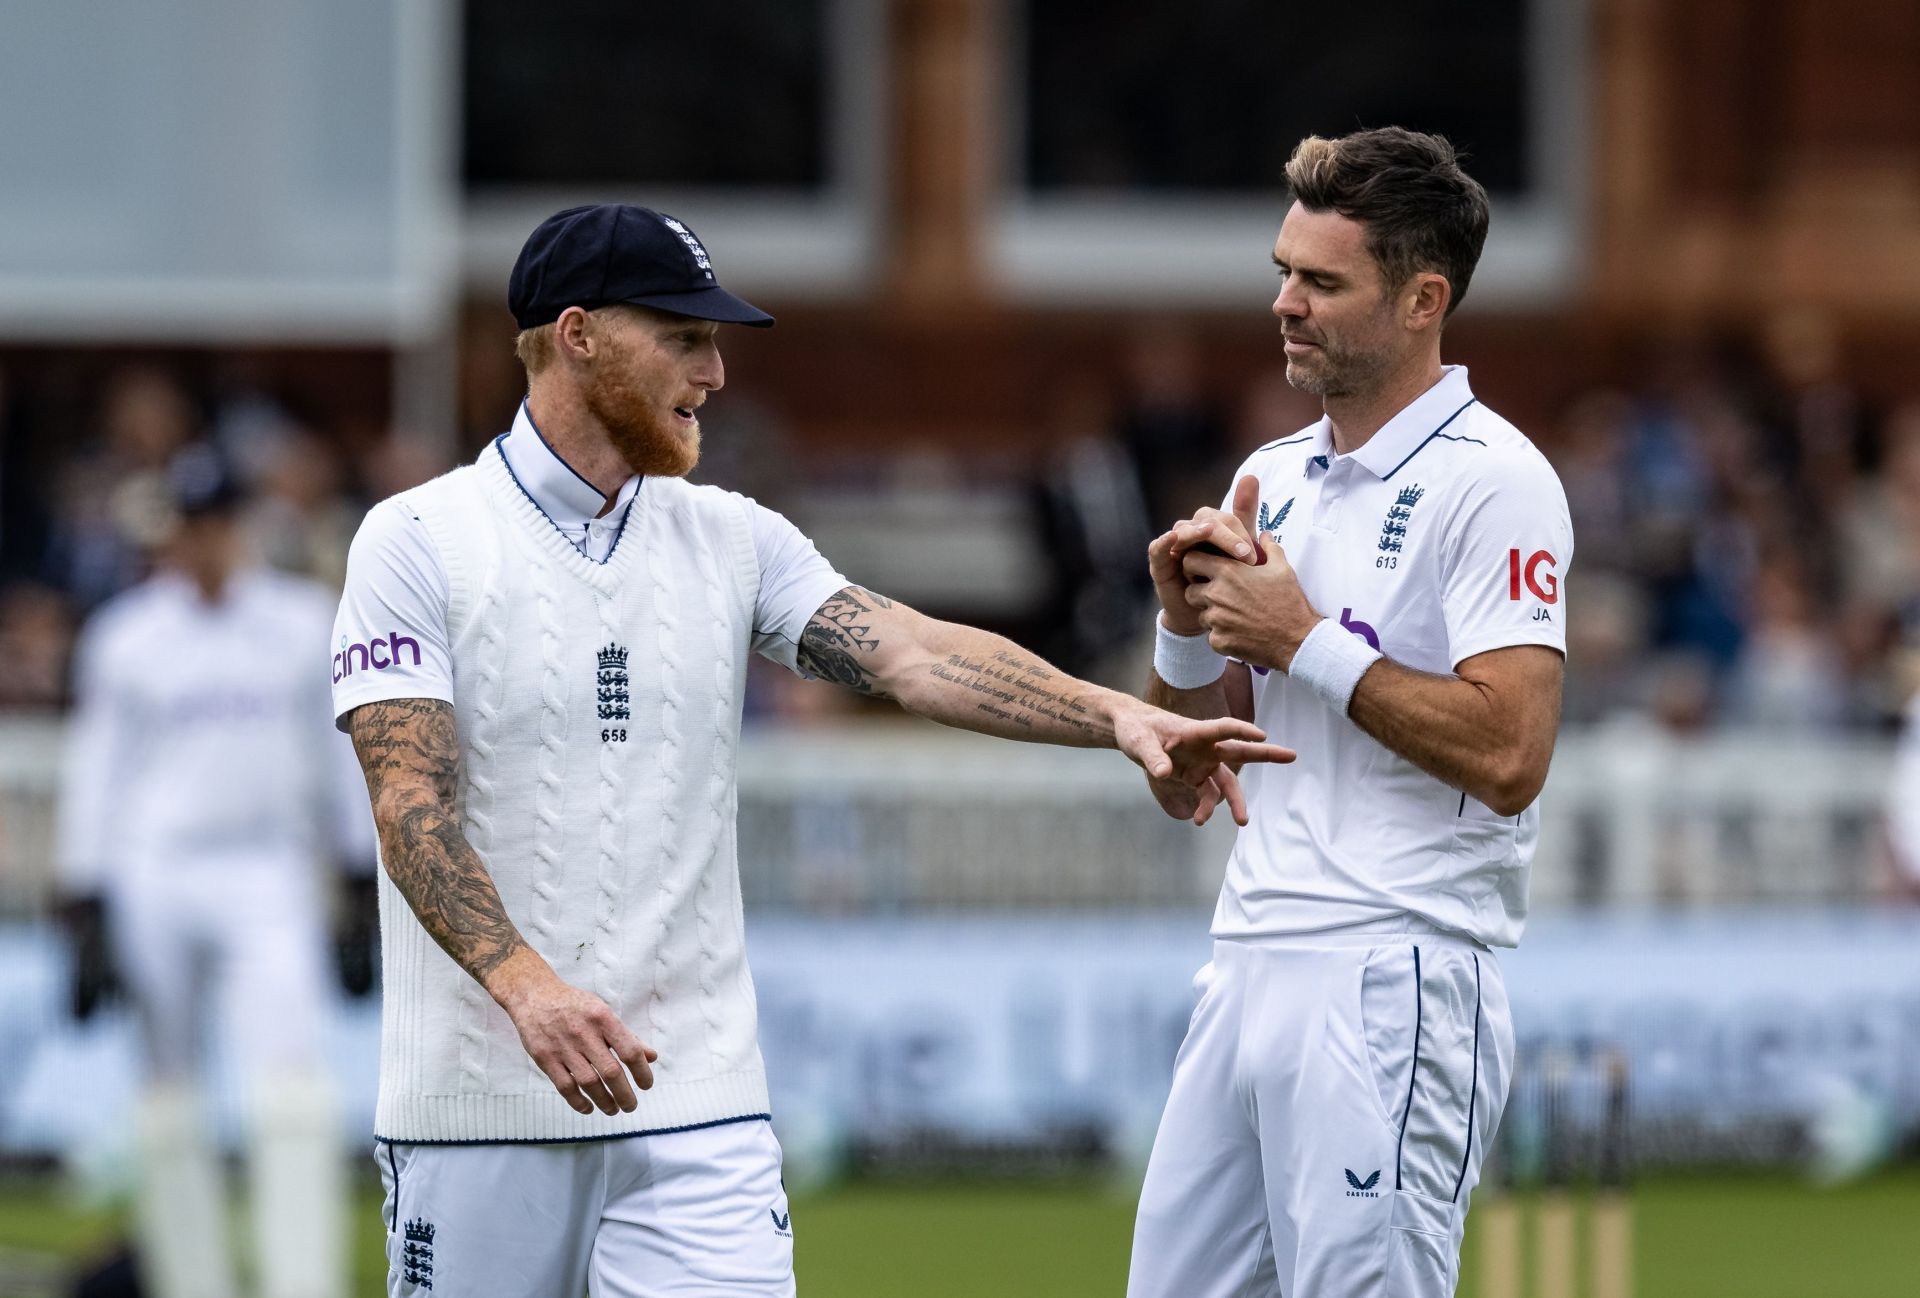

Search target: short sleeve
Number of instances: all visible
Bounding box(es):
[331,497,455,728]
[745,498,849,675]
[56,615,138,888]
[1438,447,1574,668]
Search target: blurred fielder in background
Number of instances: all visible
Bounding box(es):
[1134,128,1574,1296]
[57,446,377,1298]
[333,203,1292,1297]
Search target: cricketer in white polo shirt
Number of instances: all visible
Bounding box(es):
[1131,128,1573,1298]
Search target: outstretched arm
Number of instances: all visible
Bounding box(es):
[345,698,656,1115]
[794,587,1292,819]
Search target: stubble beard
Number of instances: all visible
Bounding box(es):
[585,361,701,479]
[1285,333,1395,400]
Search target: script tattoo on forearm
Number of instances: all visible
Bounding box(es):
[929,648,1101,737]
[796,586,895,696]
[347,699,527,984]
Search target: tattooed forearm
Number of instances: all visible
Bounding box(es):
[796,586,894,696]
[927,649,1103,739]
[346,699,527,986]
[799,588,1120,745]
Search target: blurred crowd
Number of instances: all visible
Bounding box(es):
[1550,313,1918,736]
[0,364,450,712]
[3,316,1919,738]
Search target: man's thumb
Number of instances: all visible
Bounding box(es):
[1232,474,1261,536]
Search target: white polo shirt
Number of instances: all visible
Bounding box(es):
[331,402,847,722]
[59,567,376,885]
[1216,365,1572,948]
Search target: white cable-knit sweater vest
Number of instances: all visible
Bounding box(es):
[376,446,766,1142]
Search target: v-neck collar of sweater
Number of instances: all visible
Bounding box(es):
[500,401,642,534]
[480,436,648,588]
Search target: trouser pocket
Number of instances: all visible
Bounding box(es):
[1388,1188,1460,1295]
[1359,943,1486,1201]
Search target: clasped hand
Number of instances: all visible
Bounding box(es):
[1160,475,1322,670]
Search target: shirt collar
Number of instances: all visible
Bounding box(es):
[499,400,640,529]
[1299,419,1336,478]
[1341,365,1477,481]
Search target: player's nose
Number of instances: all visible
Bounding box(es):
[694,343,724,391]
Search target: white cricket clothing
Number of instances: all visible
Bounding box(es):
[59,568,376,888]
[378,1119,793,1298]
[332,428,846,1144]
[58,568,365,1298]
[1217,366,1573,949]
[331,402,843,719]
[56,568,373,1076]
[1128,928,1512,1298]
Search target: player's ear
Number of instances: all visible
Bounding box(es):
[554,306,595,363]
[1404,273,1450,332]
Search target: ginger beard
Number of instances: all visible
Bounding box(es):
[584,329,703,478]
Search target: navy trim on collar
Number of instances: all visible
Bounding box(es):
[490,435,637,566]
[1381,399,1484,480]
[520,401,604,499]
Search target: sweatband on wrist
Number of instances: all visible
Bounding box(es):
[1153,614,1227,689]
[1287,617,1382,716]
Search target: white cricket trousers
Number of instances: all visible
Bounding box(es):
[1128,925,1513,1298]
[378,1117,795,1297]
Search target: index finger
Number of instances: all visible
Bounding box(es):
[1195,506,1256,553]
[1176,717,1269,744]
[1170,518,1244,559]
[1214,740,1296,766]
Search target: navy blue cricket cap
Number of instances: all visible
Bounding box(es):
[508,204,774,330]
[167,442,246,517]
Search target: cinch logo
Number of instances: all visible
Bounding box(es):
[333,632,423,684]
[1507,549,1559,603]
[1344,1168,1382,1198]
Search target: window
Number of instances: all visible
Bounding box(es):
[464,1,830,190]
[460,0,884,296]
[1023,1,1530,195]
[996,0,1586,306]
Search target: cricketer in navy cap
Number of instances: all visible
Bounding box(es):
[509,204,774,330]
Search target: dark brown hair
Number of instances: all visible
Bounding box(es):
[1284,128,1490,317]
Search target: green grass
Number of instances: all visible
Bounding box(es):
[2,1166,1917,1296]
[795,1180,1136,1298]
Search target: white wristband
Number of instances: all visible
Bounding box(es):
[1287,618,1382,717]
[1153,614,1228,689]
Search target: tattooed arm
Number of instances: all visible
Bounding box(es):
[794,588,1295,820]
[345,698,656,1115]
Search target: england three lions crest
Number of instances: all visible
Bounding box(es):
[1379,484,1424,554]
[597,644,631,736]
